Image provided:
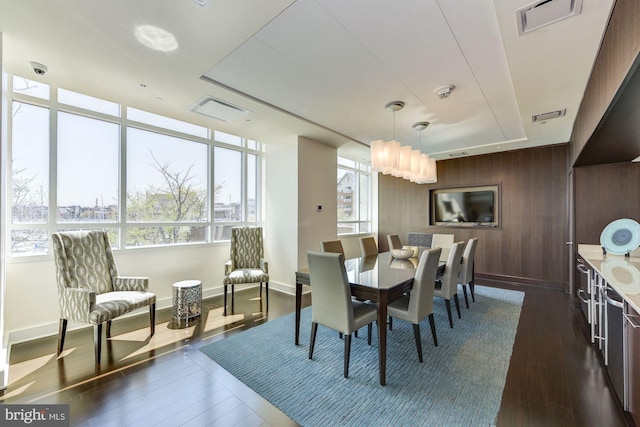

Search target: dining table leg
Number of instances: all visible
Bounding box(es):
[377,291,388,386]
[295,280,302,345]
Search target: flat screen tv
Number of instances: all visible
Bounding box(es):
[431,185,499,227]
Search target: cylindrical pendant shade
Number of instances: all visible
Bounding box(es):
[382,140,400,175]
[370,140,386,172]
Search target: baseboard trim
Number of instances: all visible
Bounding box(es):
[476,272,567,292]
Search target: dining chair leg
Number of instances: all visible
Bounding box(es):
[389,316,393,330]
[412,323,423,363]
[470,282,476,302]
[309,322,318,359]
[367,323,372,345]
[445,300,453,328]
[57,319,67,356]
[454,294,462,319]
[428,313,438,346]
[354,329,358,338]
[462,285,469,309]
[344,333,352,378]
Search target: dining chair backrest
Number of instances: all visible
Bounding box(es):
[459,238,478,285]
[408,247,442,323]
[387,234,402,250]
[431,233,454,249]
[307,251,354,334]
[359,236,378,257]
[321,239,345,258]
[439,241,465,298]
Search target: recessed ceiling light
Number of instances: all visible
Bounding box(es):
[134,25,178,52]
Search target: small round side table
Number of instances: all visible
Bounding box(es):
[172,280,202,327]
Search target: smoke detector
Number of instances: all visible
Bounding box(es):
[435,85,455,99]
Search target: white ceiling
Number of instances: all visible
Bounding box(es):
[0,0,615,162]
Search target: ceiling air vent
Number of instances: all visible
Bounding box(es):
[532,108,566,123]
[189,96,250,122]
[448,151,469,158]
[516,0,583,35]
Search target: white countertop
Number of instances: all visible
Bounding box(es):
[578,244,640,313]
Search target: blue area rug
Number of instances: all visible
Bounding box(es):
[200,286,524,426]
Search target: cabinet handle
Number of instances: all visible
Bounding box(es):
[577,289,590,303]
[577,264,590,274]
[623,312,640,328]
[601,287,624,308]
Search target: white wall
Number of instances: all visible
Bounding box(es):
[263,136,299,293]
[297,137,337,269]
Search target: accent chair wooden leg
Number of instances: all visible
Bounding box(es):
[94,323,103,365]
[454,294,462,319]
[412,323,423,363]
[231,285,235,313]
[57,319,67,356]
[309,322,318,359]
[259,282,262,298]
[344,333,352,378]
[445,300,453,328]
[354,329,358,338]
[106,320,112,338]
[149,303,156,336]
[462,285,469,309]
[223,284,228,316]
[367,323,372,346]
[428,313,438,346]
[265,282,269,312]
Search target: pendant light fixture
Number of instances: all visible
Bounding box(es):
[371,102,437,184]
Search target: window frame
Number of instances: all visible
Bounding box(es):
[337,157,371,236]
[6,76,264,257]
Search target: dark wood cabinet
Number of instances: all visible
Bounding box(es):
[625,304,640,425]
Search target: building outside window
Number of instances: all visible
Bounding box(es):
[337,157,371,235]
[8,76,263,256]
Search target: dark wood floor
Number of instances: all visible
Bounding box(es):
[1,283,632,426]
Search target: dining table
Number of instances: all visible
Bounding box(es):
[294,251,446,386]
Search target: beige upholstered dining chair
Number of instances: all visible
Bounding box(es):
[459,238,479,309]
[52,230,156,365]
[387,234,402,250]
[388,247,442,362]
[321,239,345,258]
[434,241,465,328]
[223,226,269,315]
[307,251,378,378]
[431,233,455,261]
[359,236,378,257]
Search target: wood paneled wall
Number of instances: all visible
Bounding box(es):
[379,144,569,290]
[570,0,640,166]
[575,162,640,245]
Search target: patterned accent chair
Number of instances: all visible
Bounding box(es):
[52,230,156,364]
[223,226,269,315]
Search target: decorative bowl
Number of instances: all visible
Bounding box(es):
[391,248,413,260]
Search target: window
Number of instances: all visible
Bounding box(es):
[337,157,371,235]
[57,112,119,224]
[7,76,263,255]
[126,128,209,247]
[10,101,49,254]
